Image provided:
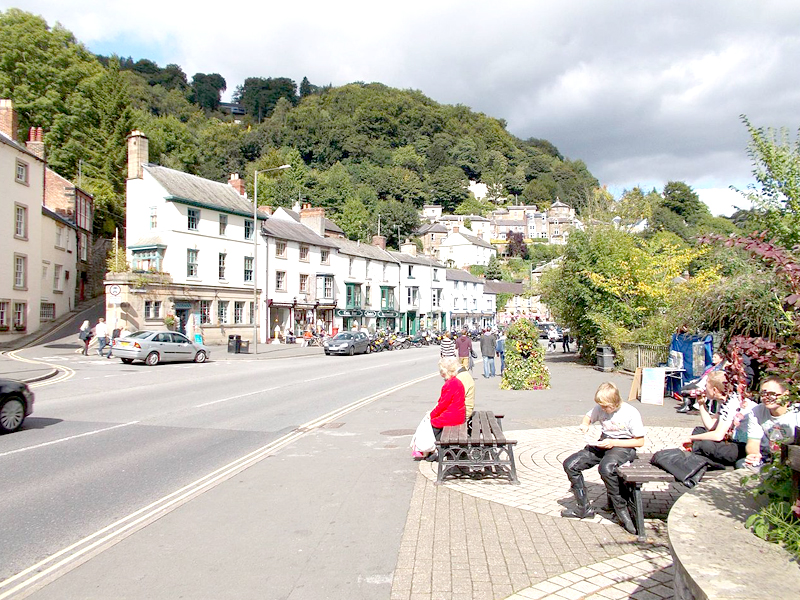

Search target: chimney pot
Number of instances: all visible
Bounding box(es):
[127,130,149,179]
[372,235,387,250]
[25,125,46,160]
[228,173,246,196]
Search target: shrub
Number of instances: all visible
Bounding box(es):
[500,319,550,390]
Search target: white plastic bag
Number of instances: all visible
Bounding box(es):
[410,413,436,454]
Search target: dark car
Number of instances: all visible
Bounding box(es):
[323,331,371,356]
[0,378,35,434]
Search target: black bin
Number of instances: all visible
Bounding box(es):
[238,339,250,353]
[596,345,615,372]
[227,334,241,354]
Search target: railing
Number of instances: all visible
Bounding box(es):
[620,343,669,373]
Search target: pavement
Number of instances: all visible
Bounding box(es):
[11,343,700,600]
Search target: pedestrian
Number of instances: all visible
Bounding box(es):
[94,317,111,358]
[78,320,92,355]
[561,382,645,534]
[454,329,473,371]
[547,327,557,352]
[423,357,466,462]
[496,331,506,374]
[480,328,497,378]
[440,331,456,358]
[562,328,571,353]
[452,357,475,422]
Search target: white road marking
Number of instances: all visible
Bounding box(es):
[0,421,140,458]
[0,371,438,599]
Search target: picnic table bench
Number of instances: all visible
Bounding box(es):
[618,452,728,541]
[435,410,519,484]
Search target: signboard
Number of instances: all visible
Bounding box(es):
[363,310,377,317]
[335,309,363,317]
[108,284,121,296]
[640,368,666,405]
[377,310,398,318]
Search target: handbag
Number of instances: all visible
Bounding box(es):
[410,414,436,454]
[470,347,477,358]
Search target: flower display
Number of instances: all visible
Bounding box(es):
[500,319,551,390]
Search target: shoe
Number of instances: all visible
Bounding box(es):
[425,451,439,462]
[613,504,637,535]
[412,450,424,461]
[561,486,595,519]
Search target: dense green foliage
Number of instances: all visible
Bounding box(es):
[0,8,599,243]
[500,318,550,390]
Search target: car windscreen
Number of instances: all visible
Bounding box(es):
[127,331,153,339]
[334,333,354,340]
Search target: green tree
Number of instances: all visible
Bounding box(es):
[190,73,226,111]
[662,181,710,225]
[455,195,490,217]
[428,165,469,212]
[485,255,502,280]
[299,76,317,98]
[375,199,420,249]
[338,196,371,241]
[234,77,298,122]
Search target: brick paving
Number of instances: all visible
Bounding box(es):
[392,426,693,600]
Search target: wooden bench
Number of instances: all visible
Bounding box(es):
[618,453,728,541]
[435,411,519,485]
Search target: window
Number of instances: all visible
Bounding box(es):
[433,268,439,282]
[234,301,244,324]
[248,301,254,324]
[244,219,254,240]
[364,285,371,306]
[218,253,226,280]
[320,249,329,264]
[299,245,309,261]
[55,225,65,249]
[144,301,162,319]
[15,160,28,185]
[40,303,56,321]
[150,207,157,229]
[219,214,228,236]
[346,283,362,309]
[276,240,287,258]
[0,301,7,327]
[432,289,441,308]
[407,287,419,306]
[380,287,395,310]
[408,265,414,278]
[317,275,334,300]
[187,208,200,230]
[217,300,229,324]
[275,271,286,291]
[199,300,211,324]
[13,302,25,329]
[42,262,48,280]
[299,274,309,294]
[79,232,88,262]
[365,259,372,278]
[132,248,164,272]
[244,257,253,282]
[187,249,198,277]
[53,264,63,292]
[348,258,354,277]
[13,254,26,289]
[382,264,387,280]
[14,204,27,239]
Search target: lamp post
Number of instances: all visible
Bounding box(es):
[253,164,291,355]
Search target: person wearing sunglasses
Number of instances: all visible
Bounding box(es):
[744,376,799,468]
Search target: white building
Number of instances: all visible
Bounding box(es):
[437,228,497,269]
[445,269,494,330]
[390,243,446,333]
[41,207,78,325]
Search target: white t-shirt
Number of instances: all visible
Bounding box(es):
[747,404,800,448]
[716,394,756,443]
[586,403,646,439]
[95,322,108,339]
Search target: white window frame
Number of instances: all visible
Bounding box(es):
[187,249,199,277]
[275,271,286,291]
[15,160,28,185]
[13,254,27,289]
[244,256,253,282]
[187,208,200,231]
[14,204,27,239]
[53,264,63,292]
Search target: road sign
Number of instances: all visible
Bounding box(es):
[108,284,121,296]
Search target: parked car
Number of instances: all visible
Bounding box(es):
[323,331,371,356]
[111,331,210,366]
[0,378,35,434]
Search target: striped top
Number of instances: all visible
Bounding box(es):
[440,337,456,357]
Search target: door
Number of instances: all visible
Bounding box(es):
[176,309,189,334]
[169,332,195,361]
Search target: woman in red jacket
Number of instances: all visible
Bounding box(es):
[425,357,466,461]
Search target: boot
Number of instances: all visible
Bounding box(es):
[595,493,613,512]
[561,486,595,519]
[610,497,637,534]
[676,396,694,413]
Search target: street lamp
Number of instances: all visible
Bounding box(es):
[253,164,291,355]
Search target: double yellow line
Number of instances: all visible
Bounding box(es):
[3,350,75,388]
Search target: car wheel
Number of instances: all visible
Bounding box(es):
[349,346,355,356]
[366,345,372,354]
[0,395,26,433]
[145,352,160,366]
[120,358,134,364]
[194,351,207,363]
[324,350,330,355]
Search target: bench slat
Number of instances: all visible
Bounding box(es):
[487,412,506,444]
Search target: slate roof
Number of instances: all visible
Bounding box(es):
[0,131,44,162]
[390,251,445,267]
[452,231,495,249]
[484,280,525,295]
[328,238,397,261]
[144,164,258,218]
[494,219,527,227]
[282,208,345,234]
[445,269,483,283]
[416,223,448,235]
[438,214,489,222]
[261,217,336,248]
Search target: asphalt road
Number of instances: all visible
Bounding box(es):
[1,334,443,597]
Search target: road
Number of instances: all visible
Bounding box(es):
[1,335,443,598]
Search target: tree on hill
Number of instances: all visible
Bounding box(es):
[507,231,529,259]
[234,77,298,122]
[190,73,226,112]
[485,255,503,280]
[661,181,710,225]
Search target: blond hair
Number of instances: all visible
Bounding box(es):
[439,357,461,378]
[595,382,622,411]
[706,371,726,393]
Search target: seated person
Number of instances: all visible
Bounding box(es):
[744,376,800,468]
[453,357,475,423]
[424,357,466,462]
[677,352,725,413]
[688,371,755,467]
[562,382,645,534]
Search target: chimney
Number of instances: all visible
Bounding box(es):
[0,99,19,139]
[257,205,272,217]
[127,130,149,179]
[400,240,417,256]
[300,205,325,236]
[372,235,386,250]
[26,127,45,160]
[228,173,246,196]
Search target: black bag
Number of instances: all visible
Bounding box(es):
[470,347,477,358]
[650,448,722,488]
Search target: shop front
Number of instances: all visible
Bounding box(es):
[376,310,398,333]
[335,308,363,333]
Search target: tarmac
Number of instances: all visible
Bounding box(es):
[4,337,699,600]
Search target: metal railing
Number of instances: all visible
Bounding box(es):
[620,343,669,373]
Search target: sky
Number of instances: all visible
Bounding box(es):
[8,0,800,216]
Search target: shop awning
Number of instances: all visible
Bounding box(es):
[174,301,193,309]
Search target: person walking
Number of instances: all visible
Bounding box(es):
[496,330,506,374]
[562,328,571,353]
[440,331,456,358]
[454,329,473,370]
[78,320,92,355]
[95,317,111,358]
[480,328,497,378]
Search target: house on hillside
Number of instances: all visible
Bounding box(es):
[436,227,496,269]
[415,222,448,258]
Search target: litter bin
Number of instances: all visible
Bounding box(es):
[596,345,615,372]
[238,339,250,353]
[227,334,241,354]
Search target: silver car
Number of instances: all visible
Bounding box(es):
[112,331,210,366]
[323,331,371,356]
